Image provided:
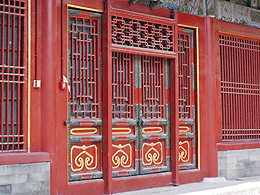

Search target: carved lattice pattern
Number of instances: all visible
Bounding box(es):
[111,15,174,52]
[141,56,166,119]
[220,33,260,140]
[69,13,101,119]
[112,52,134,119]
[0,0,26,152]
[178,30,192,119]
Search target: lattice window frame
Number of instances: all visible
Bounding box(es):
[0,0,28,152]
[220,33,260,141]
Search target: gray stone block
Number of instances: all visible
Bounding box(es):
[28,172,50,182]
[0,184,11,194]
[0,165,11,176]
[12,182,42,194]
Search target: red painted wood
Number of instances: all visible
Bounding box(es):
[214,19,260,150]
[40,0,58,194]
[0,152,50,165]
[217,141,260,151]
[102,1,113,194]
[205,17,218,177]
[177,11,209,184]
[112,172,172,193]
[63,0,104,12]
[30,0,42,152]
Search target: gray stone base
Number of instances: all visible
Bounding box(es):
[218,148,260,180]
[0,162,50,195]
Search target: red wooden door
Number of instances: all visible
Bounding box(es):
[67,9,103,181]
[111,54,170,176]
[178,27,197,170]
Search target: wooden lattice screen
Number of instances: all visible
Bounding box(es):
[178,27,196,170]
[0,0,27,152]
[220,33,260,141]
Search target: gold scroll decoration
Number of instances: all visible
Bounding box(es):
[179,141,190,163]
[112,144,132,169]
[142,142,163,166]
[142,127,163,134]
[70,145,98,172]
[70,128,97,135]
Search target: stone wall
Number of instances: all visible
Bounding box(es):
[160,0,260,28]
[218,149,260,180]
[0,162,50,195]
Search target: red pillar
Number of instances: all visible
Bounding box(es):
[40,0,58,193]
[205,17,218,177]
[102,1,113,194]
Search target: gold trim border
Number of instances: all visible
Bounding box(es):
[28,0,31,153]
[219,31,260,41]
[67,4,103,13]
[178,24,200,170]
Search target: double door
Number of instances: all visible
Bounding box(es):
[111,52,171,176]
[67,8,172,182]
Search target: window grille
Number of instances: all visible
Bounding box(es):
[141,56,166,119]
[111,10,175,53]
[178,27,196,170]
[68,13,101,119]
[0,0,27,152]
[220,33,260,141]
[178,30,193,120]
[112,52,134,119]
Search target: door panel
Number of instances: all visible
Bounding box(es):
[67,9,102,181]
[178,27,197,170]
[140,56,170,174]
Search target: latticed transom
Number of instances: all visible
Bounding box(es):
[0,0,27,152]
[220,34,260,141]
[68,13,101,119]
[111,14,174,52]
[141,56,166,119]
[112,52,134,119]
[178,31,193,120]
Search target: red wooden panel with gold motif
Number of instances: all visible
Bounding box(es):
[178,27,197,170]
[67,9,102,181]
[69,142,102,177]
[112,141,136,172]
[142,141,166,167]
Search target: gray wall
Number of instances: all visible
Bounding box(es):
[0,162,50,195]
[218,149,260,180]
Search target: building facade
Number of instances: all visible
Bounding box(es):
[0,0,260,194]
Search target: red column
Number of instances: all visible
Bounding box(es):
[205,17,218,177]
[170,58,180,185]
[102,1,113,194]
[40,0,58,193]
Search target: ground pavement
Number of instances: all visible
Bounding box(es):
[115,176,260,195]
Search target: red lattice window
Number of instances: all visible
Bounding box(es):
[111,10,175,52]
[0,0,27,152]
[220,33,260,141]
[141,56,166,119]
[178,29,194,120]
[112,52,134,119]
[178,27,196,170]
[68,12,101,119]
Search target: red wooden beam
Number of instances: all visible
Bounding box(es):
[102,1,113,194]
